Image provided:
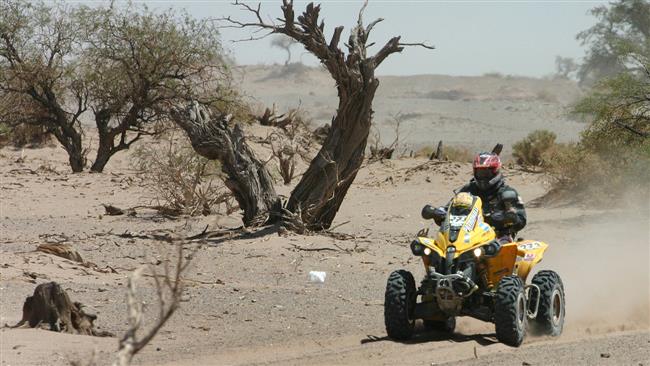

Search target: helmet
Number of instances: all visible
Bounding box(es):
[450,192,474,215]
[473,152,502,191]
[451,192,473,209]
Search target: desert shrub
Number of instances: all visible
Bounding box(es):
[133,131,234,216]
[535,89,558,103]
[483,72,504,78]
[444,145,474,163]
[424,89,472,101]
[0,123,52,148]
[414,145,434,158]
[542,142,649,202]
[414,144,473,162]
[512,130,558,167]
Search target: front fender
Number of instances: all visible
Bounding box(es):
[416,237,445,257]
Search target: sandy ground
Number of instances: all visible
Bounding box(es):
[1,69,649,365]
[237,66,585,157]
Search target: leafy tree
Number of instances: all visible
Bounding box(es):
[270,34,298,65]
[547,1,650,196]
[1,0,88,171]
[554,56,578,80]
[576,0,650,86]
[0,0,230,172]
[79,4,230,172]
[574,0,649,146]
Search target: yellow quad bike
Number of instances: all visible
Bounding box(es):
[384,192,565,347]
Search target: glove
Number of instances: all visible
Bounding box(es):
[434,207,447,225]
[490,211,505,225]
[505,211,520,225]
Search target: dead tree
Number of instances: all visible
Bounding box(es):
[113,243,195,366]
[171,102,280,226]
[224,1,433,230]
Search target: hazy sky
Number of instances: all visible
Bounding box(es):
[124,1,603,77]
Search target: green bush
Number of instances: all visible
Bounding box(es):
[512,130,557,167]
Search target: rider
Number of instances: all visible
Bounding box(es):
[460,152,526,239]
[429,152,527,240]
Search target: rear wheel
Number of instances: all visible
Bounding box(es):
[384,270,416,340]
[531,270,565,336]
[423,317,456,333]
[494,275,527,347]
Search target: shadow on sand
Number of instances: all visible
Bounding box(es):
[361,327,498,347]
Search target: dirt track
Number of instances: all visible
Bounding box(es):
[1,142,648,366]
[1,69,649,365]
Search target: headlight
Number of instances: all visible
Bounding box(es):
[473,247,483,257]
[424,247,432,255]
[410,240,424,255]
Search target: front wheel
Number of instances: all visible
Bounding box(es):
[384,270,416,340]
[494,275,527,347]
[531,270,565,336]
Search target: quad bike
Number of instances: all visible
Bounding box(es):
[384,192,565,347]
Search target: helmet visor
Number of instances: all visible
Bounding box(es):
[474,168,495,180]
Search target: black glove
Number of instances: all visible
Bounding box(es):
[505,211,520,225]
[490,211,505,225]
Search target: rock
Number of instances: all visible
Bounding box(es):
[600,353,611,358]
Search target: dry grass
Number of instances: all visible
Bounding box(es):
[414,144,473,162]
[0,123,52,148]
[132,130,234,216]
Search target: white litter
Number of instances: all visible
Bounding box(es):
[308,271,327,284]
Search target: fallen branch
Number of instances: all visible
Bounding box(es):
[287,243,340,252]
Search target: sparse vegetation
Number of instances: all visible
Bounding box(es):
[535,90,558,103]
[541,0,649,200]
[266,108,315,185]
[414,143,473,163]
[512,130,558,168]
[0,123,51,148]
[133,130,233,216]
[369,112,409,161]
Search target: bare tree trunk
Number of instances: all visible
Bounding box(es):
[224,1,432,230]
[170,103,280,226]
[90,109,143,173]
[49,119,85,173]
[287,88,377,229]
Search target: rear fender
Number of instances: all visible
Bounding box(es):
[514,240,549,281]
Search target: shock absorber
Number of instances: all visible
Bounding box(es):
[477,262,492,289]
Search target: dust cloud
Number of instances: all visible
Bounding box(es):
[540,204,650,335]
